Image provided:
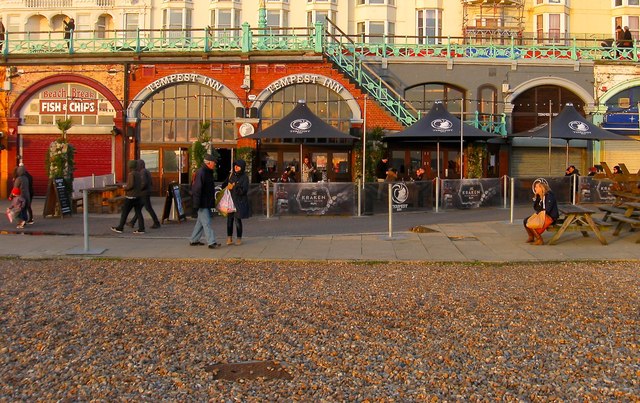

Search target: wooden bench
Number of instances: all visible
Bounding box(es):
[598,205,640,221]
[610,213,640,236]
[106,196,125,214]
[547,204,610,245]
[548,217,612,233]
[71,196,83,213]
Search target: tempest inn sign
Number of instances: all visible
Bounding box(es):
[40,99,98,115]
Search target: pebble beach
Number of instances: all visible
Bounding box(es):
[1,258,639,400]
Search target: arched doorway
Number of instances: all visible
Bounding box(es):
[256,80,357,182]
[136,82,237,194]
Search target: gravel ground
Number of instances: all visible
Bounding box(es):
[1,258,639,401]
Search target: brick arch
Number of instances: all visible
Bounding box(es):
[10,74,124,126]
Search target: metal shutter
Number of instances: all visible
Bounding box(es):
[510,147,585,177]
[22,134,112,196]
[601,139,640,173]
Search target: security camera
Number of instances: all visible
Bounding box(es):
[240,84,250,90]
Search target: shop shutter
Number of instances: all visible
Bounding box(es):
[601,139,640,173]
[510,147,584,178]
[21,134,112,196]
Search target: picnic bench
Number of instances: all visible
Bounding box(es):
[547,204,611,245]
[86,185,125,214]
[610,201,640,243]
[598,205,640,221]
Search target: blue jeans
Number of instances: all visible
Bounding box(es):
[190,208,216,245]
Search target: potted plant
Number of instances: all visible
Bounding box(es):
[45,118,75,192]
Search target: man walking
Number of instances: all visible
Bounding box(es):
[111,160,145,234]
[189,154,220,249]
[129,159,160,229]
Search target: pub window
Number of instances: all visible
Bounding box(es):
[138,83,236,144]
[260,83,353,139]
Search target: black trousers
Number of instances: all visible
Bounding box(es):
[130,195,159,226]
[226,212,242,238]
[117,197,144,231]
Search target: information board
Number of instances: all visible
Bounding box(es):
[161,182,187,222]
[43,177,73,218]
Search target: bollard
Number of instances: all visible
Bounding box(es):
[266,180,271,219]
[572,174,577,205]
[503,175,508,209]
[510,177,515,224]
[66,189,106,255]
[357,178,362,217]
[388,183,393,238]
[435,177,440,213]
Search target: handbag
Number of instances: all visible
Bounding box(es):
[216,188,236,216]
[526,211,546,229]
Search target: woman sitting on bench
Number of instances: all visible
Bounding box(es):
[524,180,559,245]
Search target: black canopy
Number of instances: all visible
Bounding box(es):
[383,101,501,178]
[245,101,357,141]
[509,103,629,141]
[383,101,501,142]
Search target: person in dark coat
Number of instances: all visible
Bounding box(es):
[63,18,74,48]
[189,154,220,248]
[111,159,145,234]
[222,159,251,246]
[129,159,160,229]
[523,180,559,245]
[13,165,31,226]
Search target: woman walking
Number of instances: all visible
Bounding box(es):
[222,159,251,245]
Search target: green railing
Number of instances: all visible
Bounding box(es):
[2,25,636,62]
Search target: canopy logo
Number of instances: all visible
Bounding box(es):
[431,119,453,132]
[291,119,312,134]
[569,121,590,134]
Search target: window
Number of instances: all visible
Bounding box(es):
[536,13,566,43]
[630,0,639,5]
[125,13,139,39]
[549,14,560,41]
[417,9,442,44]
[357,0,393,4]
[260,84,352,136]
[615,0,622,5]
[211,8,239,30]
[139,83,236,143]
[163,8,192,39]
[404,83,465,115]
[629,16,639,40]
[267,10,288,31]
[356,21,393,44]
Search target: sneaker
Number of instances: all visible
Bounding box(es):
[133,230,145,234]
[208,242,221,249]
[189,241,204,246]
[151,223,161,229]
[235,239,242,246]
[26,220,34,225]
[110,227,123,233]
[16,222,25,229]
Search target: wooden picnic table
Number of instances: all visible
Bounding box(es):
[548,204,609,245]
[610,201,640,243]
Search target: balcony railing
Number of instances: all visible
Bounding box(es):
[2,26,635,63]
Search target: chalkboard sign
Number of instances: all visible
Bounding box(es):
[43,177,72,218]
[161,182,186,222]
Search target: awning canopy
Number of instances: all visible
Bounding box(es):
[245,101,358,141]
[383,101,501,142]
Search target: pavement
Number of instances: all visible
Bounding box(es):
[1,197,638,262]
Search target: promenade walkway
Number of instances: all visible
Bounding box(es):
[1,198,638,262]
